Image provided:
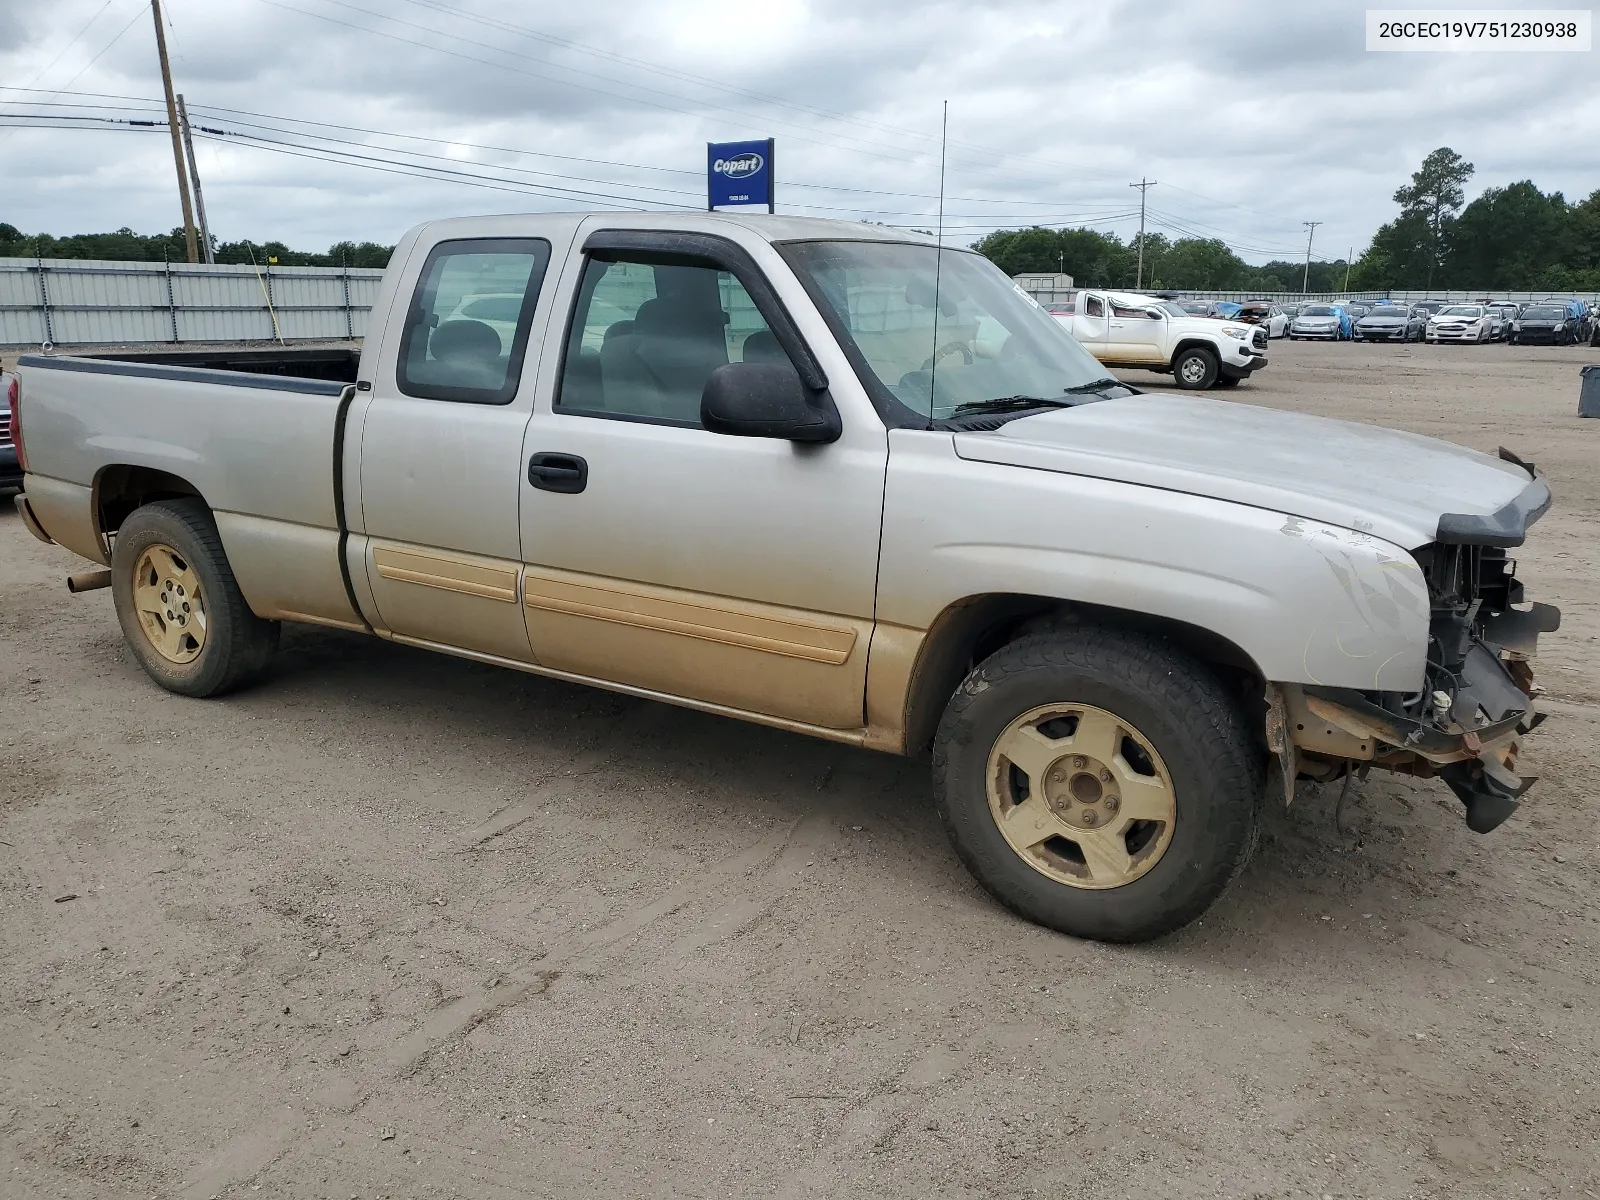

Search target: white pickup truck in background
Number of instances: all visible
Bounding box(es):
[9,212,1557,943]
[1051,290,1270,389]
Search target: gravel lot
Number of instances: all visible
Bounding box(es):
[2,338,1597,1199]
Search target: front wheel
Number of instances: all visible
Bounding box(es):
[111,499,280,697]
[1173,347,1219,390]
[932,629,1264,943]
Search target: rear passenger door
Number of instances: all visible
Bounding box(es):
[352,235,557,661]
[1072,292,1110,359]
[516,228,887,732]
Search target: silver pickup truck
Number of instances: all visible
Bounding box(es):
[10,213,1559,943]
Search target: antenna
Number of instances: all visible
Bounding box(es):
[927,100,948,430]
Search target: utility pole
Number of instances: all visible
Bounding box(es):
[151,0,198,263]
[1301,221,1321,294]
[1129,179,1155,290]
[1343,246,1353,293]
[176,95,214,264]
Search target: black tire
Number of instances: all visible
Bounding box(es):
[931,628,1264,943]
[1173,346,1219,390]
[111,498,279,698]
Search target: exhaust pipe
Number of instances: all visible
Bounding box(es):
[67,569,113,594]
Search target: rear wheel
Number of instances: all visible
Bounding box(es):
[1173,347,1219,390]
[932,629,1264,943]
[111,499,279,697]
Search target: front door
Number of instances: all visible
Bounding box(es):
[517,232,887,731]
[356,236,556,662]
[1106,298,1167,363]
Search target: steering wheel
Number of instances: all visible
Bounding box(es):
[920,340,974,371]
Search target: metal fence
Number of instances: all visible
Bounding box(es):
[1015,278,1600,307]
[0,257,385,347]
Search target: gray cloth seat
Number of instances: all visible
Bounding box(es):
[600,281,730,422]
[426,319,506,390]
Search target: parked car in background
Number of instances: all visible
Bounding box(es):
[1207,301,1243,320]
[1541,298,1594,343]
[1410,300,1448,319]
[1053,291,1269,388]
[1486,303,1520,341]
[1,372,22,492]
[1427,305,1493,343]
[1279,303,1301,323]
[1236,301,1290,339]
[1353,305,1425,342]
[1288,303,1351,340]
[1510,304,1580,345]
[1345,303,1371,323]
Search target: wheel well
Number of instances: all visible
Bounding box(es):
[1172,338,1219,361]
[902,594,1266,755]
[94,465,205,548]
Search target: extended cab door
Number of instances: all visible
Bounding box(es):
[1072,292,1110,360]
[349,224,576,661]
[515,226,887,731]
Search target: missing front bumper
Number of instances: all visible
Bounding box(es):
[1269,635,1553,834]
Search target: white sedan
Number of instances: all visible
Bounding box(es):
[1426,305,1493,343]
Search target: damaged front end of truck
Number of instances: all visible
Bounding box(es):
[1267,460,1558,834]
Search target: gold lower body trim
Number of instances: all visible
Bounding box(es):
[373,545,519,603]
[385,630,877,750]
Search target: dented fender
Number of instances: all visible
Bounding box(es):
[1275,516,1430,693]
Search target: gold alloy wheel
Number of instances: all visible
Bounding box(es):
[131,543,208,664]
[986,703,1177,890]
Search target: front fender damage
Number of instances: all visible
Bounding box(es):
[1267,599,1557,833]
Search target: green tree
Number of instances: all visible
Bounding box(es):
[1448,181,1569,290]
[0,223,393,268]
[1392,147,1474,290]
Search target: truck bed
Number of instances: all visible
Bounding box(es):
[15,351,363,632]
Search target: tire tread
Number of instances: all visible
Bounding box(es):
[931,627,1263,942]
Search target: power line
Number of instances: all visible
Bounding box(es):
[0,82,1302,248]
[8,0,119,96]
[0,2,148,148]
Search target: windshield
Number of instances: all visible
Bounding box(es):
[1521,306,1563,320]
[1438,306,1484,317]
[779,240,1117,421]
[1362,308,1403,319]
[1300,305,1335,316]
[1154,301,1189,317]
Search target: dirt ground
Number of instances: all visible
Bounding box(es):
[2,338,1597,1200]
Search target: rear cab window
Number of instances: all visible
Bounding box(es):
[396,238,552,405]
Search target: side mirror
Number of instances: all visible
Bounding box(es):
[1146,309,1163,320]
[701,361,841,444]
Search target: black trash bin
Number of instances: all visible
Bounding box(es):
[1583,364,1600,418]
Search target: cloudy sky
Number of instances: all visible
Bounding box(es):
[0,0,1594,263]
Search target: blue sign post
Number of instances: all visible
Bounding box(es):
[708,138,774,212]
